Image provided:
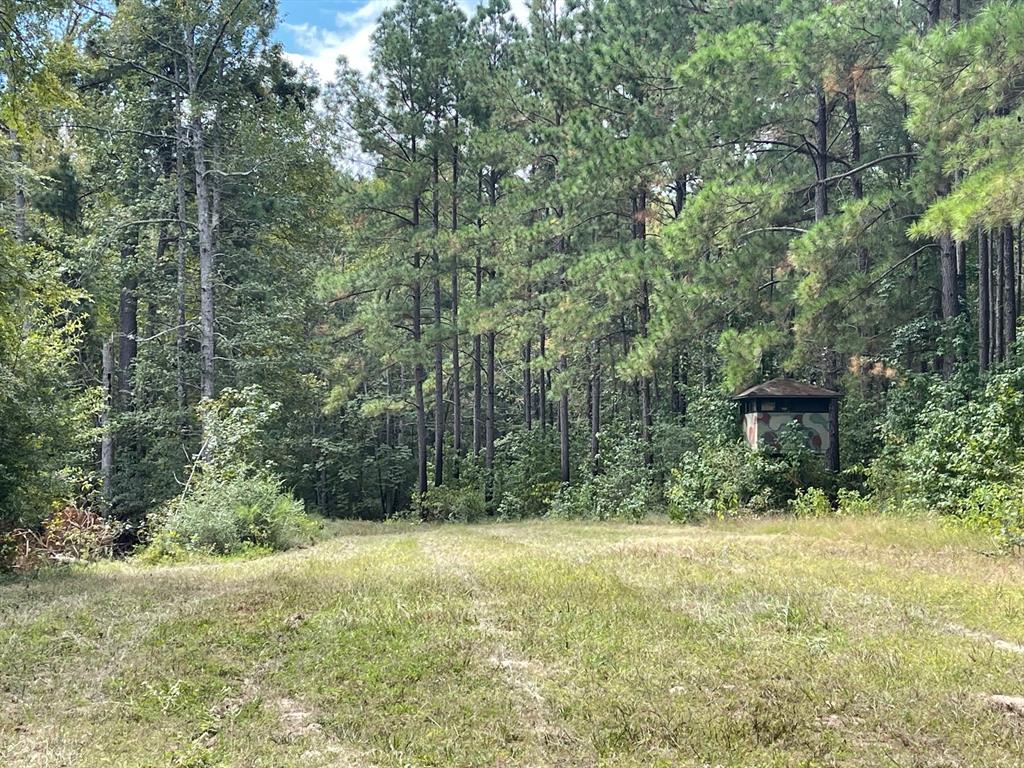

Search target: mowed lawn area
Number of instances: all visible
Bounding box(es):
[2,517,1023,767]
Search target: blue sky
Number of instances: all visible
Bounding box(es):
[276,0,528,81]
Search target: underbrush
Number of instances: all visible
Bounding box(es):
[666,422,829,522]
[138,387,317,561]
[869,367,1024,551]
[2,504,122,571]
[140,471,317,561]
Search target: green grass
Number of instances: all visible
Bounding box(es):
[2,515,1023,766]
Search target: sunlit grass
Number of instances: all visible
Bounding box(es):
[2,516,1022,766]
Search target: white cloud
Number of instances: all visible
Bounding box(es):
[281,0,392,83]
[336,0,393,26]
[282,0,531,84]
[509,0,529,24]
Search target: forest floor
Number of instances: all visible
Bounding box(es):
[2,516,1024,767]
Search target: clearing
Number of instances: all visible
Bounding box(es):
[2,516,1023,767]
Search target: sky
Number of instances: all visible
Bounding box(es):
[276,0,528,82]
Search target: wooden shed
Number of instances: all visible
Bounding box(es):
[732,378,840,469]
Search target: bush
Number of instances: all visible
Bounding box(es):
[871,367,1024,513]
[139,388,317,559]
[416,484,487,522]
[960,483,1024,553]
[789,487,832,518]
[143,471,317,558]
[666,423,829,521]
[494,428,561,518]
[550,432,659,520]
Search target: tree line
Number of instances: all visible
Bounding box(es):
[2,0,1024,529]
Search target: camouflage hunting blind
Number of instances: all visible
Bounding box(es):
[733,378,840,457]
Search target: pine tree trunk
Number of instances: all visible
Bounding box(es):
[1002,224,1017,358]
[485,331,496,487]
[979,228,991,373]
[411,139,428,498]
[995,240,1005,363]
[633,190,653,466]
[939,227,960,378]
[558,356,570,485]
[473,170,483,456]
[846,94,869,273]
[450,132,461,475]
[100,338,115,501]
[814,89,828,223]
[815,87,840,474]
[590,361,601,475]
[539,325,547,430]
[432,150,444,487]
[523,339,532,430]
[175,105,189,428]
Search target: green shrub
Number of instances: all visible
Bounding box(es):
[142,471,317,558]
[550,432,658,521]
[666,423,829,521]
[871,368,1024,512]
[789,487,832,518]
[960,483,1024,553]
[495,428,561,518]
[835,488,874,516]
[416,484,487,522]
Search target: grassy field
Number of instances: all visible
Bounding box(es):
[2,516,1023,767]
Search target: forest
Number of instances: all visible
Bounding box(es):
[3,0,1024,561]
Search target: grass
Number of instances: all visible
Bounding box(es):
[2,515,1023,767]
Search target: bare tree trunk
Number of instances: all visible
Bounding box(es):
[473,170,483,456]
[633,190,653,466]
[450,129,461,476]
[411,139,428,498]
[590,358,601,475]
[484,170,498,500]
[814,89,828,223]
[1002,224,1017,358]
[995,238,1005,363]
[9,127,26,243]
[485,331,496,495]
[939,226,960,378]
[100,338,115,501]
[846,94,869,274]
[814,87,840,474]
[174,88,189,427]
[523,339,532,430]
[431,149,444,487]
[539,325,548,430]
[184,33,216,402]
[118,233,140,405]
[979,228,991,373]
[558,356,570,485]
